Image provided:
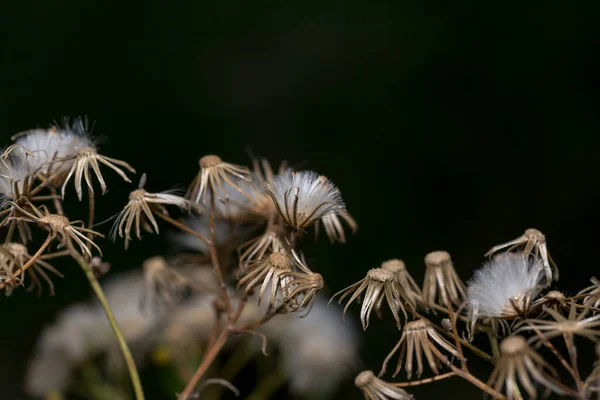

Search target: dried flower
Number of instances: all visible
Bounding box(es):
[530,291,571,315]
[264,169,345,231]
[238,225,287,269]
[467,253,544,335]
[237,251,295,310]
[488,335,564,399]
[314,207,357,243]
[112,174,189,249]
[516,300,600,344]
[381,259,424,310]
[422,251,466,309]
[186,154,253,205]
[485,228,558,286]
[331,267,411,330]
[281,270,324,314]
[379,319,461,378]
[8,202,102,258]
[61,144,134,201]
[354,370,413,400]
[13,121,93,180]
[0,242,62,295]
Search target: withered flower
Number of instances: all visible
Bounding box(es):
[314,206,357,244]
[488,336,564,399]
[281,270,324,315]
[140,256,195,313]
[379,319,461,378]
[237,251,295,310]
[331,267,412,330]
[381,259,424,310]
[485,228,557,286]
[112,174,189,249]
[422,251,466,309]
[186,154,253,205]
[354,370,413,400]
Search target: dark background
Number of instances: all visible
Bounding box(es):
[1,2,600,399]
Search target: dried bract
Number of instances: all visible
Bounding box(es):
[354,370,413,400]
[422,251,466,309]
[331,267,411,330]
[281,270,324,315]
[237,251,295,310]
[186,154,253,205]
[238,225,287,269]
[381,259,424,310]
[485,228,557,286]
[8,202,102,258]
[112,175,189,249]
[314,209,357,244]
[488,336,564,399]
[379,319,461,378]
[0,242,62,295]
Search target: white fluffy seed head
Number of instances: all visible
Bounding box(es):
[14,119,96,177]
[467,253,544,319]
[0,149,34,200]
[264,169,345,229]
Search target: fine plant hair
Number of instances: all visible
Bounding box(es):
[8,118,600,400]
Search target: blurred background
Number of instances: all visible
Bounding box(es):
[1,2,600,399]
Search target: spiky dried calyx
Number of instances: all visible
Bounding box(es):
[354,370,375,388]
[128,189,147,200]
[39,214,70,229]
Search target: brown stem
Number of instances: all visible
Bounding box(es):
[177,296,249,400]
[392,372,456,387]
[446,303,468,371]
[155,212,210,245]
[431,347,507,400]
[39,250,70,260]
[0,234,52,290]
[209,190,232,317]
[86,187,95,238]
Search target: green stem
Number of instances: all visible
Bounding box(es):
[487,330,500,360]
[68,243,145,400]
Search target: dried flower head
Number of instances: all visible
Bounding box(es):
[314,208,358,244]
[488,335,564,399]
[264,169,345,231]
[61,144,134,201]
[530,291,571,315]
[467,253,544,335]
[485,228,557,286]
[186,154,253,205]
[238,225,287,269]
[516,300,600,344]
[331,267,412,330]
[0,242,62,295]
[281,270,324,315]
[381,259,424,310]
[380,318,461,378]
[112,174,189,249]
[354,370,413,400]
[13,121,94,180]
[237,251,295,310]
[8,202,102,258]
[422,251,466,309]
[140,256,195,313]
